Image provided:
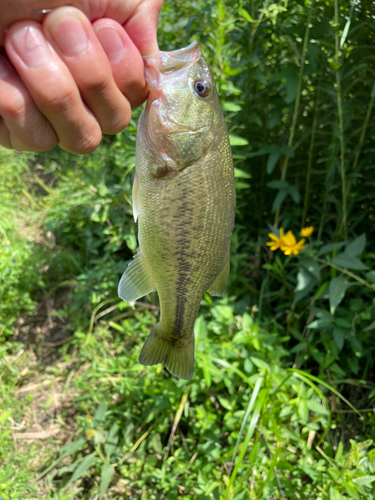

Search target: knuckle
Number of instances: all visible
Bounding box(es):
[69,127,102,155]
[45,86,79,114]
[83,73,111,95]
[0,89,27,121]
[102,108,131,135]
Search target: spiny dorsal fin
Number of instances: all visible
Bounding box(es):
[132,173,140,223]
[207,252,230,296]
[118,251,155,302]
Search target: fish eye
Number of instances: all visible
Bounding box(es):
[194,79,210,97]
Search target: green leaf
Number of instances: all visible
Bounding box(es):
[235,181,250,190]
[332,253,368,270]
[94,401,107,425]
[218,397,233,410]
[242,8,255,22]
[99,462,115,499]
[332,328,345,351]
[266,153,280,174]
[290,341,308,353]
[234,168,251,179]
[371,82,375,98]
[307,319,332,329]
[306,400,329,415]
[363,319,375,332]
[318,242,346,255]
[222,102,242,112]
[39,438,86,479]
[301,257,321,281]
[340,19,351,48]
[329,275,351,314]
[353,475,375,486]
[267,180,289,189]
[287,185,300,204]
[0,410,12,424]
[229,135,249,146]
[345,234,366,257]
[250,356,270,372]
[271,189,288,213]
[298,399,308,422]
[104,422,119,459]
[285,72,299,104]
[295,267,312,292]
[68,452,96,484]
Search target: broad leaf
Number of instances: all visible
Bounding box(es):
[345,234,366,257]
[266,152,280,174]
[318,242,346,255]
[69,452,96,484]
[301,257,321,281]
[267,180,289,190]
[306,400,329,415]
[332,327,345,351]
[229,135,249,146]
[99,462,115,499]
[329,275,351,314]
[222,102,241,112]
[332,253,368,270]
[287,184,300,204]
[94,401,107,425]
[272,189,288,213]
[295,267,312,292]
[105,422,119,459]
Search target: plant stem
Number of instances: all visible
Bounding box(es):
[334,0,347,239]
[315,257,373,289]
[352,96,374,172]
[275,0,314,224]
[301,92,319,229]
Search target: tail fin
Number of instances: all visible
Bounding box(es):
[139,324,194,380]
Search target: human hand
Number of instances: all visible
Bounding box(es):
[0,0,162,153]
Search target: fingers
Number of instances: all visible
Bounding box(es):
[0,53,57,151]
[0,1,163,153]
[122,0,163,55]
[93,18,147,108]
[43,8,132,133]
[5,19,102,154]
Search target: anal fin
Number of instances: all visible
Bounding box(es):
[207,253,230,297]
[118,251,155,302]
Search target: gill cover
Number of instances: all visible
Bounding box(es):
[142,41,216,172]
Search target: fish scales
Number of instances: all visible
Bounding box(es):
[118,41,235,380]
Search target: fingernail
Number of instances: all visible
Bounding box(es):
[51,14,89,56]
[94,25,124,64]
[11,26,52,68]
[0,54,10,78]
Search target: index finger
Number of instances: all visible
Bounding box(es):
[0,0,163,51]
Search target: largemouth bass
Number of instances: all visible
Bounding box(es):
[118,41,235,380]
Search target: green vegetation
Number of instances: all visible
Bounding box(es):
[1,0,375,498]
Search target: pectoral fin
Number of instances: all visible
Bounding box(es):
[118,251,155,302]
[207,253,230,296]
[132,173,140,222]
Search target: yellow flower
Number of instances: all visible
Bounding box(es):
[266,228,284,251]
[281,230,305,256]
[300,226,314,237]
[87,429,94,436]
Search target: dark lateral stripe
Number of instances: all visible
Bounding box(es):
[171,183,193,338]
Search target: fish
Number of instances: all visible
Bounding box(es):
[118,40,236,380]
